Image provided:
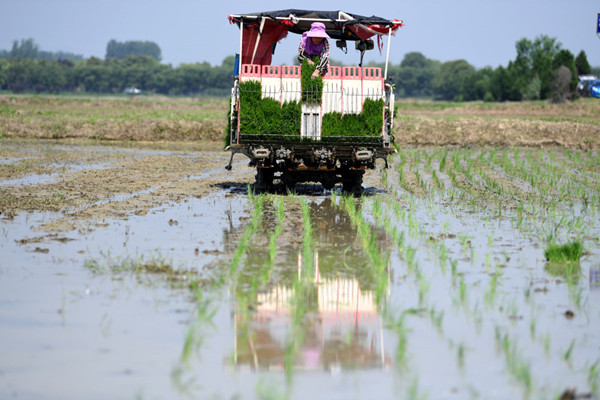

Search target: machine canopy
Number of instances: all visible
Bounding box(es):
[228,9,403,66]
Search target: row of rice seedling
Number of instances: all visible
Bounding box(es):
[331,193,439,396]
[281,196,315,384]
[369,146,600,398]
[371,191,539,395]
[171,143,598,398]
[334,194,390,306]
[391,148,600,243]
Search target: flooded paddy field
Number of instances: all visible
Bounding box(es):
[1,94,600,400]
[1,138,599,400]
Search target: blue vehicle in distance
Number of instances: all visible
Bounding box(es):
[588,80,600,98]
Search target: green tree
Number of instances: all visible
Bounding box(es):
[147,63,174,94]
[462,66,495,101]
[9,38,39,59]
[514,35,562,99]
[432,59,475,101]
[553,49,577,93]
[575,51,591,76]
[72,57,109,92]
[121,55,160,90]
[30,59,66,92]
[0,59,7,89]
[105,40,162,62]
[6,59,35,92]
[0,38,83,61]
[489,64,522,101]
[393,52,439,97]
[220,55,237,73]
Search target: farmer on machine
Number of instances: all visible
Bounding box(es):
[298,22,330,78]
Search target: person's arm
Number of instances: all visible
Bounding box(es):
[298,41,307,64]
[315,40,330,74]
[298,42,314,65]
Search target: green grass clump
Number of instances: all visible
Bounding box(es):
[322,98,384,138]
[544,241,583,263]
[544,241,583,283]
[238,68,383,141]
[238,80,301,136]
[301,58,323,103]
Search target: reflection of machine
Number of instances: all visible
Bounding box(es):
[231,251,390,372]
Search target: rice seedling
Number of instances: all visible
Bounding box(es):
[255,378,286,400]
[181,282,217,364]
[276,196,285,224]
[436,242,448,271]
[459,276,467,305]
[284,257,311,384]
[543,240,584,289]
[543,333,551,358]
[588,360,600,395]
[406,375,428,400]
[484,272,499,306]
[300,197,314,274]
[529,317,536,340]
[260,196,285,283]
[372,196,384,224]
[439,150,448,172]
[429,307,445,335]
[450,259,458,280]
[417,270,430,307]
[406,246,417,271]
[83,251,198,288]
[568,286,585,309]
[498,332,533,394]
[563,339,575,364]
[381,167,388,188]
[387,312,409,368]
[457,342,466,370]
[229,193,264,278]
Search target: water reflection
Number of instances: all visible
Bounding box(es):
[590,266,600,290]
[228,198,391,372]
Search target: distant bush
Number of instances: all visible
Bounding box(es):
[551,66,572,104]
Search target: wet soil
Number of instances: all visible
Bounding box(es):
[0,140,245,229]
[1,106,600,399]
[2,95,600,149]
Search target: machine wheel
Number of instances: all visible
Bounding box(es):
[282,170,297,193]
[253,167,274,194]
[342,170,364,196]
[320,172,337,191]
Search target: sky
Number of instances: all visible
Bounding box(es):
[1,0,599,69]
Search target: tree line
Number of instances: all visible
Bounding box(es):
[381,35,597,102]
[0,35,597,101]
[0,38,84,62]
[0,55,235,96]
[0,38,232,96]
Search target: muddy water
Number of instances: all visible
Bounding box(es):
[1,141,599,399]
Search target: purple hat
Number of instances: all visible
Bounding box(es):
[306,22,330,38]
